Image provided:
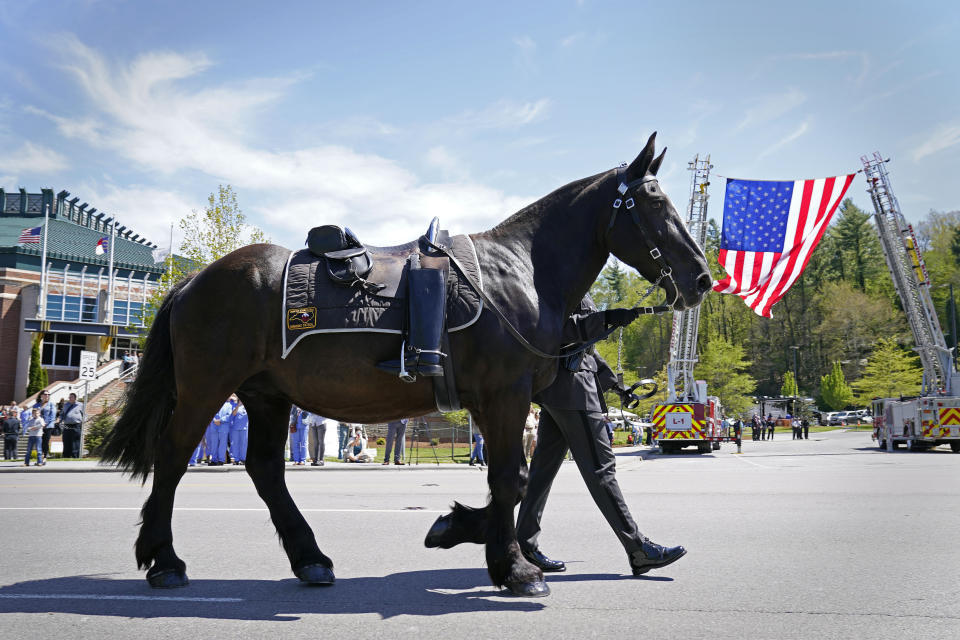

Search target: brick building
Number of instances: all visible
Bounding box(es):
[0,187,168,401]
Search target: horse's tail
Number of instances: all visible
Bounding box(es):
[100,273,196,484]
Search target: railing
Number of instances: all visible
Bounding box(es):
[20,359,126,408]
[39,267,158,327]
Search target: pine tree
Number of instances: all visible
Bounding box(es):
[820,361,853,410]
[26,335,48,396]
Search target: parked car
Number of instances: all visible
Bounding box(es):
[829,410,872,426]
[829,411,857,425]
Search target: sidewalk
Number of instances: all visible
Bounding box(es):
[0,445,654,473]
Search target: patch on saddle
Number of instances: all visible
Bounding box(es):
[280,234,483,358]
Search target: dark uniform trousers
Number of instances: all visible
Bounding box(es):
[516,295,643,557]
[517,406,642,555]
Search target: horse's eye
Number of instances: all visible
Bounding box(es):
[651,201,663,209]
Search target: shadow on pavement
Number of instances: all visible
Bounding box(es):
[0,569,545,620]
[547,572,674,583]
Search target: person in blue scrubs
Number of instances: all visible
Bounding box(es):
[289,406,308,465]
[230,399,248,464]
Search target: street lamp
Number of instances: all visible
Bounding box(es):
[790,346,800,417]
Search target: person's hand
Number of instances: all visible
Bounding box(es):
[605,308,641,328]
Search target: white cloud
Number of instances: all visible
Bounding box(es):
[37,37,537,248]
[513,35,537,71]
[735,88,807,132]
[445,99,551,131]
[424,146,466,181]
[912,123,960,162]
[73,183,202,249]
[560,33,583,47]
[778,50,870,86]
[0,141,69,173]
[758,120,811,159]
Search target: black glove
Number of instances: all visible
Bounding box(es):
[605,308,641,329]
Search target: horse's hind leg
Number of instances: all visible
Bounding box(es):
[137,400,219,588]
[241,393,334,585]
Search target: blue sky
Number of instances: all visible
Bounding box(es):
[0,0,957,252]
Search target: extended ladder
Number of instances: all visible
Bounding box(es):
[860,152,956,395]
[666,154,712,402]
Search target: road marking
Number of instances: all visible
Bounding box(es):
[732,456,776,469]
[0,507,446,513]
[0,593,243,603]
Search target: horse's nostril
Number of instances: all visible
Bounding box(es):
[696,273,712,294]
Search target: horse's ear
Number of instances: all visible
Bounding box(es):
[648,148,667,176]
[627,132,657,176]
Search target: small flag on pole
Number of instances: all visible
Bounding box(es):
[18,227,41,244]
[95,236,110,255]
[713,173,855,317]
[151,247,170,263]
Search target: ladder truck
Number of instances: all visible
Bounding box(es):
[652,155,726,454]
[861,152,960,453]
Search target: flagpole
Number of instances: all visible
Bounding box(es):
[38,204,50,319]
[106,217,116,324]
[167,222,174,289]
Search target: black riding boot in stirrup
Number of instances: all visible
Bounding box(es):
[377,266,446,381]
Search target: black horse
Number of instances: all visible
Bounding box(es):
[101,132,711,597]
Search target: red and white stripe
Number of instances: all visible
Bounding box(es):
[713,173,855,318]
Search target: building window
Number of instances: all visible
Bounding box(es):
[110,337,139,361]
[112,301,145,327]
[45,295,98,322]
[41,333,87,367]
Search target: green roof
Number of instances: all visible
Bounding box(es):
[0,189,168,273]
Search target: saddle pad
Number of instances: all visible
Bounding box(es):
[281,234,483,358]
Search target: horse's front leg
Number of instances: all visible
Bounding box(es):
[241,393,334,585]
[476,392,548,597]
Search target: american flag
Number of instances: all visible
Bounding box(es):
[713,174,855,317]
[18,227,41,244]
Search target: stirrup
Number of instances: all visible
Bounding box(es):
[398,340,416,383]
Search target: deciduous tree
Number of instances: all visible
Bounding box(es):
[852,338,922,402]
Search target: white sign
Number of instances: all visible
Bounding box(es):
[666,412,692,431]
[79,350,98,380]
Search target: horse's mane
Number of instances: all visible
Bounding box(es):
[487,168,611,235]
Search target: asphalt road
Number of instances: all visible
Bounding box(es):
[1,430,958,639]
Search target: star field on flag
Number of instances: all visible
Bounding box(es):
[713,174,855,318]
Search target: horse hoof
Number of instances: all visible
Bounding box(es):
[504,580,550,597]
[147,568,189,589]
[424,514,454,548]
[296,563,335,585]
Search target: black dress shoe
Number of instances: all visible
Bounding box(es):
[629,538,687,575]
[522,548,566,572]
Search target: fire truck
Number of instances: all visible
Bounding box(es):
[650,155,737,454]
[652,381,726,453]
[862,153,960,453]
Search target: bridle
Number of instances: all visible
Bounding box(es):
[605,165,678,314]
[419,163,678,361]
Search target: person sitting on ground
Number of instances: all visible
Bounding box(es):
[23,408,45,467]
[344,429,371,463]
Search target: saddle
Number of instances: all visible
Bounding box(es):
[286,218,476,412]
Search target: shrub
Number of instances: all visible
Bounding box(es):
[376,437,385,445]
[85,403,117,457]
